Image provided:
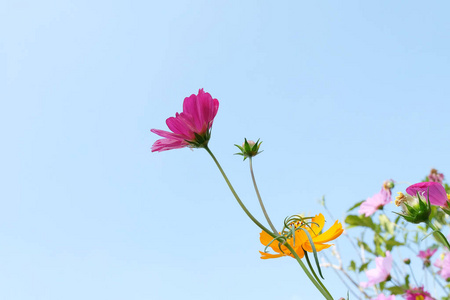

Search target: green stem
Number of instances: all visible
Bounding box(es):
[284,243,334,300]
[204,146,334,300]
[304,251,333,298]
[204,146,272,234]
[249,157,278,235]
[427,221,450,251]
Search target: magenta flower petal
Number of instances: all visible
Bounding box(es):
[406,182,448,206]
[405,286,434,300]
[151,89,219,152]
[151,138,188,152]
[418,248,437,261]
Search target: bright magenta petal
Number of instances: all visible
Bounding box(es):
[406,182,448,206]
[151,89,219,152]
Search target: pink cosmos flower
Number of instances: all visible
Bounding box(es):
[360,251,392,288]
[359,188,392,217]
[373,294,395,300]
[151,89,219,152]
[428,168,444,184]
[418,248,437,267]
[404,286,434,300]
[418,248,437,261]
[434,252,450,280]
[406,182,448,207]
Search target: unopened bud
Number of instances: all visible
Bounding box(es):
[383,179,395,190]
[394,191,431,224]
[234,138,263,160]
[404,258,411,265]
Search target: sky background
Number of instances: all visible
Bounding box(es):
[2,1,450,299]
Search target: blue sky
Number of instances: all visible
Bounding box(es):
[2,1,450,299]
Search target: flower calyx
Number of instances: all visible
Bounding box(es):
[394,191,431,224]
[185,130,212,149]
[234,138,263,160]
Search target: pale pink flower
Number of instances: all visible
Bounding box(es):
[359,189,392,217]
[406,182,448,207]
[151,89,219,152]
[360,251,392,288]
[434,252,450,280]
[373,294,395,300]
[404,286,434,300]
[428,168,444,184]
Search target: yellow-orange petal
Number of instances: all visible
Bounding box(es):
[312,221,343,244]
[259,251,285,259]
[260,231,283,254]
[292,245,305,259]
[293,228,309,245]
[310,213,325,234]
[302,242,332,253]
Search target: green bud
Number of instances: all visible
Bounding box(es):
[234,138,263,160]
[394,192,431,224]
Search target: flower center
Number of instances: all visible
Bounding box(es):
[395,192,406,206]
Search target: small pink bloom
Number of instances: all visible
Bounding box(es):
[418,248,437,261]
[373,294,395,300]
[428,168,444,184]
[151,89,219,152]
[406,182,448,207]
[404,286,434,300]
[360,251,392,288]
[359,189,391,217]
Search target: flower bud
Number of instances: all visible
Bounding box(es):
[394,192,431,224]
[234,138,263,160]
[428,168,444,184]
[403,258,411,265]
[383,179,395,190]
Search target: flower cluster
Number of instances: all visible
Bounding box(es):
[152,90,449,299]
[151,90,343,300]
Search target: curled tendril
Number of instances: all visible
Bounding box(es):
[263,235,287,254]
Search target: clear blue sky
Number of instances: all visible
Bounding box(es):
[2,1,450,299]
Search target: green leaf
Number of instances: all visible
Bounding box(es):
[347,200,364,212]
[345,215,376,230]
[348,260,356,271]
[357,240,374,254]
[359,261,370,273]
[386,286,405,295]
[404,274,410,287]
[385,237,404,251]
[379,214,394,235]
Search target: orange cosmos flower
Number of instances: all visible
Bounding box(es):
[259,213,343,259]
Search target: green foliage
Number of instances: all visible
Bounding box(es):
[347,200,364,212]
[345,215,376,230]
[348,260,356,272]
[386,286,404,295]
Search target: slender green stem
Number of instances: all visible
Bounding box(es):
[204,146,273,235]
[284,243,334,300]
[427,221,450,251]
[249,157,278,235]
[204,146,334,300]
[304,252,333,298]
